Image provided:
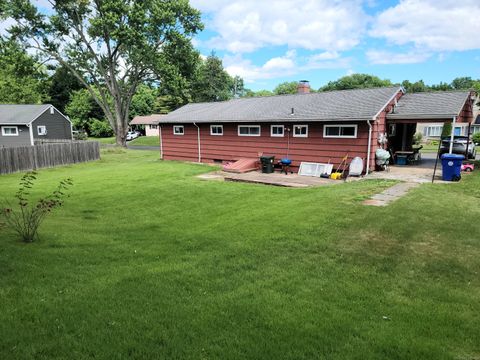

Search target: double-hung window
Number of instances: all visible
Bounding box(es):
[293,125,308,138]
[210,125,223,136]
[37,126,47,136]
[323,124,357,138]
[173,125,184,135]
[238,125,261,136]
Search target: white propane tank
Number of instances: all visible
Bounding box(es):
[349,157,364,176]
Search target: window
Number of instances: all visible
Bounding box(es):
[210,125,223,136]
[293,125,308,138]
[49,106,54,115]
[149,125,158,129]
[238,125,261,136]
[454,127,462,136]
[324,124,357,138]
[423,126,442,137]
[173,125,184,135]
[271,125,284,137]
[37,126,47,136]
[1,126,18,136]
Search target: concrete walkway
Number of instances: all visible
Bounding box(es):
[363,182,419,206]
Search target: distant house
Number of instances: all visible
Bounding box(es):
[130,114,164,136]
[0,104,72,148]
[473,114,480,135]
[155,83,474,173]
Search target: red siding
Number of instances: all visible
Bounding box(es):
[161,122,371,170]
[160,89,405,172]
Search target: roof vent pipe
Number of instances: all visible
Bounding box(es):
[291,108,295,115]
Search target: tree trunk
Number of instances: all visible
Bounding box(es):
[113,100,128,147]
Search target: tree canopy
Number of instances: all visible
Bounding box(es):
[192,53,234,103]
[320,74,393,91]
[0,39,49,104]
[5,0,203,146]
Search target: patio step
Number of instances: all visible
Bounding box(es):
[223,158,258,173]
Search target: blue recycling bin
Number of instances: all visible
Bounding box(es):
[441,153,464,181]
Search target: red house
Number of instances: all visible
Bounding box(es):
[156,83,474,173]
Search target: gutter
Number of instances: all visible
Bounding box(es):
[193,122,201,162]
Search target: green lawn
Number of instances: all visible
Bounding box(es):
[129,135,159,146]
[88,136,116,144]
[1,150,479,359]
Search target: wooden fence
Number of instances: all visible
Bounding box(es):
[0,141,100,175]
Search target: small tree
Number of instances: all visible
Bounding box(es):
[1,172,73,243]
[473,132,480,145]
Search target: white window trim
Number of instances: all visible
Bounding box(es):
[173,125,184,135]
[1,126,19,136]
[210,125,223,136]
[293,124,308,138]
[37,125,47,136]
[238,125,261,137]
[323,124,358,139]
[270,125,284,137]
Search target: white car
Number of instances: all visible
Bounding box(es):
[126,131,139,141]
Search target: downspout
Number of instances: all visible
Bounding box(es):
[449,116,456,154]
[27,124,34,146]
[159,125,163,160]
[366,119,373,175]
[193,122,201,163]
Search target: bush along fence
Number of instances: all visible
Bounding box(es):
[0,141,100,175]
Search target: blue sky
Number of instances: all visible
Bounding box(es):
[190,0,480,91]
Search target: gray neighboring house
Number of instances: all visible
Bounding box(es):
[0,104,72,148]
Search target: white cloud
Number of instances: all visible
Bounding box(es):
[370,0,480,52]
[223,50,351,82]
[191,0,368,53]
[366,50,431,64]
[223,51,298,82]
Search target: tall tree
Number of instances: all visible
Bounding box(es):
[130,84,159,119]
[401,80,427,93]
[48,65,83,112]
[273,81,299,95]
[0,39,49,104]
[451,77,474,90]
[320,73,393,91]
[6,0,202,146]
[192,53,234,102]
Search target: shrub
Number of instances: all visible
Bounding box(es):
[413,132,423,145]
[473,132,480,145]
[0,172,73,242]
[89,119,113,138]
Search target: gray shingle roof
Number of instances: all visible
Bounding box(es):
[157,87,402,124]
[387,91,470,120]
[130,114,164,125]
[0,104,52,125]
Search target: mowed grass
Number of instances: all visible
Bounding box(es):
[88,136,116,144]
[128,135,160,146]
[0,150,479,359]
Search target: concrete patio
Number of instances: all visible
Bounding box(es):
[198,170,344,188]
